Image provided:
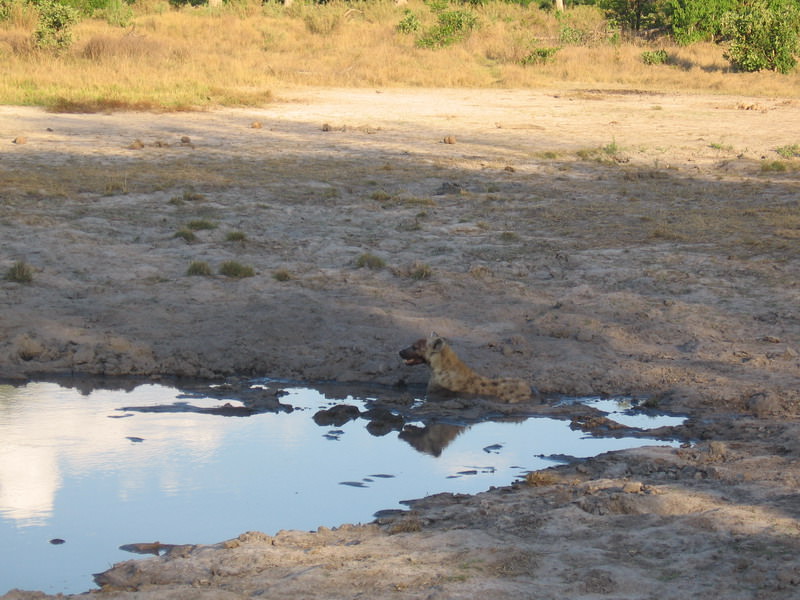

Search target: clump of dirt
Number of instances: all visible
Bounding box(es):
[1,88,799,599]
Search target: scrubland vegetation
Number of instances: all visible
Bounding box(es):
[0,0,798,110]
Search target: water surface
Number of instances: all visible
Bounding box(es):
[0,381,682,594]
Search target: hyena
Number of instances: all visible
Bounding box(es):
[399,335,533,403]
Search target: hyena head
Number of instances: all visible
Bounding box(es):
[399,336,445,367]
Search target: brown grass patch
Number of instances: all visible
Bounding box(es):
[80,33,174,62]
[1,1,799,109]
[46,97,162,113]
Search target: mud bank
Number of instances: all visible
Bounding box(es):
[1,88,799,598]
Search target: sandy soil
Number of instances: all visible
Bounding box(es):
[1,88,799,599]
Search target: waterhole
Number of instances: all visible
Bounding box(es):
[0,379,684,595]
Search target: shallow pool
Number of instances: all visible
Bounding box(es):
[0,380,683,595]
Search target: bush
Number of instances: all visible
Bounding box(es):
[598,0,665,32]
[668,0,737,44]
[776,144,800,158]
[520,46,559,65]
[396,9,421,34]
[94,0,134,28]
[641,49,669,65]
[416,9,479,49]
[32,0,79,52]
[721,0,800,74]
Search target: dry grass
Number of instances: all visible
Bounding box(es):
[0,0,799,110]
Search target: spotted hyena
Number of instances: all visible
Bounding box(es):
[399,335,533,403]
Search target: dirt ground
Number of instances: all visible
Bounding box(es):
[1,88,799,599]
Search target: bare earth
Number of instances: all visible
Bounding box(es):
[1,88,799,598]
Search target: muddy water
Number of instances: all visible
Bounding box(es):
[0,380,684,595]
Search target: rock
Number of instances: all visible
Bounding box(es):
[313,404,361,426]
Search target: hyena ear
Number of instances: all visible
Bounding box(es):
[431,337,445,351]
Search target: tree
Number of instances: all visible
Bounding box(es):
[721,0,800,73]
[667,0,738,44]
[32,0,79,52]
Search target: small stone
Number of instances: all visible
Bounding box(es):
[250,121,262,129]
[180,136,191,144]
[129,139,144,149]
[442,135,456,144]
[13,136,26,144]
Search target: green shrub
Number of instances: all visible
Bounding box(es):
[558,24,587,45]
[4,260,33,283]
[32,0,79,52]
[95,0,133,28]
[668,0,737,44]
[416,9,478,49]
[721,0,800,74]
[397,10,421,34]
[641,49,669,65]
[598,0,664,32]
[761,160,788,172]
[776,144,800,158]
[520,46,559,65]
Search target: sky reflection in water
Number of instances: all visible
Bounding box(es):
[0,382,682,594]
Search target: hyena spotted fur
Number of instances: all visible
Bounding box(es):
[399,335,533,403]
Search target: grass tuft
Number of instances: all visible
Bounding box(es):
[355,252,386,269]
[174,228,197,242]
[761,160,788,173]
[272,268,291,281]
[409,261,432,280]
[219,261,255,278]
[186,261,212,276]
[225,231,247,242]
[4,260,33,283]
[186,219,217,231]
